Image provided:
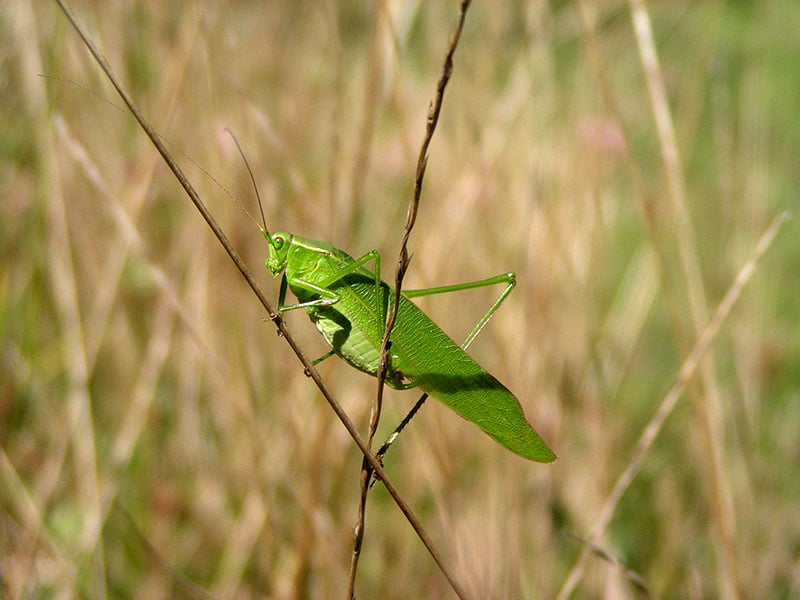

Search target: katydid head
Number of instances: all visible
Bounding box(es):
[265,230,292,277]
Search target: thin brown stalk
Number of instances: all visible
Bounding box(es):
[557,212,788,599]
[53,0,464,597]
[346,3,472,599]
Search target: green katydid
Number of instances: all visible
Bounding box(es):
[263,228,556,463]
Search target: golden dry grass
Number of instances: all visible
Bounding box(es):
[2,1,799,598]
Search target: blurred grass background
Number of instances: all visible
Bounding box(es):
[2,0,799,598]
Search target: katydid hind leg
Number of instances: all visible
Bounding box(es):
[403,272,516,349]
[376,272,516,466]
[278,274,341,312]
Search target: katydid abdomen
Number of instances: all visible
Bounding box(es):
[281,240,555,463]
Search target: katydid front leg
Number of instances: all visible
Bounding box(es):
[277,249,382,313]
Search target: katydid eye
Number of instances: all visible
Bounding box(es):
[274,236,285,248]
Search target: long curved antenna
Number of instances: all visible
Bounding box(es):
[223,127,277,248]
